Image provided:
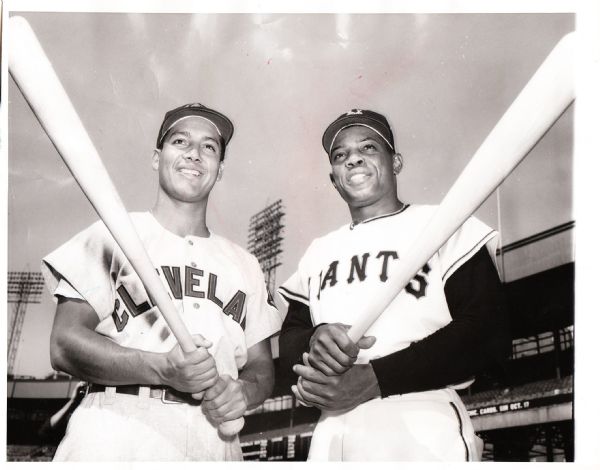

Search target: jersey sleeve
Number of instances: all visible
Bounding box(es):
[438,216,498,283]
[41,220,116,321]
[243,256,283,349]
[53,278,85,300]
[277,242,314,307]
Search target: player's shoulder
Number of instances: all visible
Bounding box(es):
[405,203,488,226]
[209,232,260,266]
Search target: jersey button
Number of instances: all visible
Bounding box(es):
[188,240,194,246]
[193,303,200,309]
[191,262,197,268]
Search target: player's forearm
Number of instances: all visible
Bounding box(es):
[279,298,319,380]
[51,324,165,385]
[238,355,275,410]
[370,248,510,397]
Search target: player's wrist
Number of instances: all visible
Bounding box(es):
[359,363,381,400]
[146,350,172,386]
[308,322,329,349]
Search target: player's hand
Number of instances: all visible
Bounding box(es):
[308,323,376,376]
[159,334,218,394]
[201,375,248,425]
[292,353,380,412]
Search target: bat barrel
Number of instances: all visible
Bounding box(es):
[347,32,575,343]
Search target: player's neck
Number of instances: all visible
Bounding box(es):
[349,198,405,226]
[151,195,210,238]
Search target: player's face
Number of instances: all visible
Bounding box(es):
[152,117,224,204]
[329,126,398,211]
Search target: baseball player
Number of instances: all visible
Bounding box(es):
[42,103,282,461]
[278,109,510,461]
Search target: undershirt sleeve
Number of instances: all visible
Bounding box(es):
[370,246,511,397]
[278,298,319,386]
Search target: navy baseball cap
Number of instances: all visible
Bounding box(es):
[322,109,395,155]
[156,103,234,149]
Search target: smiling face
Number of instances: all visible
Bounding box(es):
[329,125,401,215]
[152,117,224,204]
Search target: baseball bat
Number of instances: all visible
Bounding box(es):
[8,16,243,436]
[347,31,576,343]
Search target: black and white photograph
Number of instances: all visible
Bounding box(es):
[3,0,599,464]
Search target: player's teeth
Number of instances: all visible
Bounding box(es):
[349,173,368,183]
[180,169,200,176]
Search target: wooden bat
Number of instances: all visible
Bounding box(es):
[8,15,243,436]
[347,31,576,343]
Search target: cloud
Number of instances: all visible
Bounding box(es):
[9,168,75,188]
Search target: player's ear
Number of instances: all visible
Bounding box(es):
[152,149,160,171]
[392,153,403,175]
[217,162,225,181]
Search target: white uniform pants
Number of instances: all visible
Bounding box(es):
[53,387,243,461]
[308,388,482,461]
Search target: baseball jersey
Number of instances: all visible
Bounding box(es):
[279,204,498,366]
[42,211,282,379]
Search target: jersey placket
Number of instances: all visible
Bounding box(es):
[184,236,203,313]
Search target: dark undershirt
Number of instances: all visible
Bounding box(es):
[278,246,511,397]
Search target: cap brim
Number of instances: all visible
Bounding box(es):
[159,108,234,147]
[323,116,394,154]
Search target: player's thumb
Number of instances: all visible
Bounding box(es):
[356,335,376,350]
[191,334,213,349]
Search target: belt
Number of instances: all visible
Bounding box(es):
[87,384,201,405]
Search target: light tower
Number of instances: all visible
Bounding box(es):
[247,200,285,295]
[7,271,45,377]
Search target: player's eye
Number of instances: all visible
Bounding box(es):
[332,152,345,161]
[362,143,376,152]
[172,137,187,145]
[204,143,216,152]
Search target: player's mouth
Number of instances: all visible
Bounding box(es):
[176,167,203,177]
[346,170,371,185]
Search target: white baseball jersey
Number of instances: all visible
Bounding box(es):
[42,211,282,461]
[279,204,497,461]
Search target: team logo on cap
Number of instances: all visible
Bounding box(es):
[346,109,363,115]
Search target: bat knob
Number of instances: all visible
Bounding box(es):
[218,417,245,437]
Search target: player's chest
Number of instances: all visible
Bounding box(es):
[109,244,250,325]
[306,229,444,306]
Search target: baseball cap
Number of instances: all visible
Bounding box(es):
[156,103,234,149]
[322,109,395,155]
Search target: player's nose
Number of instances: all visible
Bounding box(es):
[183,146,201,161]
[346,150,364,168]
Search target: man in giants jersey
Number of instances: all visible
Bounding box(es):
[278,109,510,461]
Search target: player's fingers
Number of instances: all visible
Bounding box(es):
[221,403,246,422]
[356,335,377,350]
[291,385,311,407]
[191,334,213,349]
[330,326,360,358]
[296,377,327,408]
[185,348,217,372]
[293,363,329,385]
[310,347,350,375]
[315,329,357,363]
[303,351,337,376]
[191,390,205,400]
[203,377,228,402]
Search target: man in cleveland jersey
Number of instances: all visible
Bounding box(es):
[278,109,510,461]
[43,103,281,460]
